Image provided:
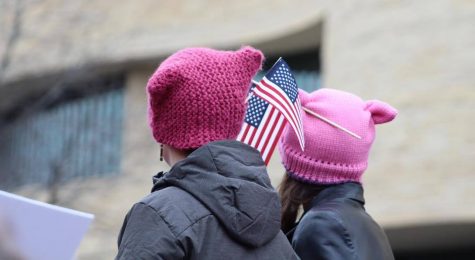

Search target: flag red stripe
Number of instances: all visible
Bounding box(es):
[238,124,251,143]
[254,106,276,152]
[247,123,258,146]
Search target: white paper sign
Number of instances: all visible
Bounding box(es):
[0,190,94,260]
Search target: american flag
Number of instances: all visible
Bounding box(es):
[237,58,305,165]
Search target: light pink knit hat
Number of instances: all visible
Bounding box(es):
[278,88,397,184]
[147,46,264,149]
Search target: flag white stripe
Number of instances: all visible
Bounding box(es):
[250,105,272,148]
[296,97,304,133]
[261,114,285,160]
[298,98,304,126]
[294,98,305,149]
[236,123,246,141]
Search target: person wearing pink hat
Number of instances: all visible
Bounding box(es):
[116,47,298,260]
[278,88,397,260]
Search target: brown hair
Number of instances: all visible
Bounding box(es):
[183,148,197,156]
[279,173,326,233]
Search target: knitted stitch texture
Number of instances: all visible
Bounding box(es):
[279,88,397,184]
[147,46,264,149]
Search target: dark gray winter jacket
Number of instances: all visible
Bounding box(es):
[116,140,298,260]
[287,182,394,260]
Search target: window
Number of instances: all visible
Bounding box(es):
[0,76,124,191]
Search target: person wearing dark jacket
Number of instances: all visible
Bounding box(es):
[278,88,397,260]
[116,46,298,260]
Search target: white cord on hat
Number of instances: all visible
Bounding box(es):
[302,107,362,139]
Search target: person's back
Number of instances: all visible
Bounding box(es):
[116,46,297,259]
[288,182,393,260]
[117,141,297,259]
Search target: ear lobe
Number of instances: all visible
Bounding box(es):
[365,100,398,124]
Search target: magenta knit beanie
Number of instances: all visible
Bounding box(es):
[147,46,264,149]
[278,88,397,184]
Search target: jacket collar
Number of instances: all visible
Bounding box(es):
[309,182,365,208]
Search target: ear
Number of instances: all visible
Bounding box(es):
[365,100,398,124]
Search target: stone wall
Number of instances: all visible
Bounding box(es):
[323,0,475,226]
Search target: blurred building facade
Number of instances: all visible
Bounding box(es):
[0,0,474,259]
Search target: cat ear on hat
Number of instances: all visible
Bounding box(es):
[238,46,264,71]
[365,100,398,124]
[147,66,181,106]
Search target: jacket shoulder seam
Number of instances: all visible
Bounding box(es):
[137,202,180,238]
[175,213,214,238]
[138,200,214,238]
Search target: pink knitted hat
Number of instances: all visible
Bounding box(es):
[278,88,397,184]
[147,46,264,149]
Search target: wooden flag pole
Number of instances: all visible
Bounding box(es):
[302,107,362,139]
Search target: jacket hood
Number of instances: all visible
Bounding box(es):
[152,140,281,247]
